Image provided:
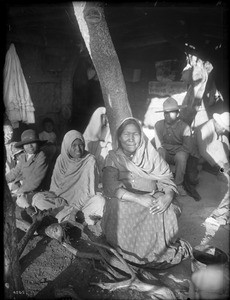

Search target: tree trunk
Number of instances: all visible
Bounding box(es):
[72,1,132,142]
[4,178,25,299]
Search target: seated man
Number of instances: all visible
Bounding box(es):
[195,112,229,227]
[154,97,192,196]
[6,129,48,209]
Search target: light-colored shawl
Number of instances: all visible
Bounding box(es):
[50,130,98,210]
[83,107,112,144]
[106,118,177,192]
[83,107,112,176]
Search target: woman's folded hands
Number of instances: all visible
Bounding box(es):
[149,193,173,214]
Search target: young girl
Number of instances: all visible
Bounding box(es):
[39,117,57,144]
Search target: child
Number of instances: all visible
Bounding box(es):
[39,117,57,145]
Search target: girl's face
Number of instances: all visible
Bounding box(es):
[23,143,38,155]
[44,122,54,133]
[119,123,141,156]
[164,111,179,124]
[69,138,85,159]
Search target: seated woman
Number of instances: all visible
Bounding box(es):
[32,130,105,225]
[6,129,48,209]
[101,117,191,268]
[83,107,112,184]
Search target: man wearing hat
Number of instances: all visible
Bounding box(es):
[154,97,192,196]
[6,129,48,209]
[195,112,229,228]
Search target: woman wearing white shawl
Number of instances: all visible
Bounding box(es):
[83,107,112,183]
[32,130,105,225]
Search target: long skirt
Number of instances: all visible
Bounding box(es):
[101,192,191,268]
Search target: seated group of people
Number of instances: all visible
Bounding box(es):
[4,101,229,268]
[153,97,229,228]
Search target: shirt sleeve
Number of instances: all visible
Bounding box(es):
[18,151,48,193]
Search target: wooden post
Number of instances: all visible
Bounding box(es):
[4,178,26,299]
[72,1,132,143]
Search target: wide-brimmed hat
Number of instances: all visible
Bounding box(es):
[15,129,47,148]
[156,97,181,113]
[213,112,230,132]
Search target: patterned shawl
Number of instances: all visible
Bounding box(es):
[106,118,177,192]
[50,130,98,209]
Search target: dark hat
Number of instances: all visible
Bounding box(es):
[156,97,182,113]
[15,129,47,148]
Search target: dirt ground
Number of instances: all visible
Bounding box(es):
[17,170,229,300]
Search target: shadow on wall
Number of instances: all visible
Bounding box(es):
[70,55,104,133]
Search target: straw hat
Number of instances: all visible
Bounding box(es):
[15,129,47,148]
[213,112,230,132]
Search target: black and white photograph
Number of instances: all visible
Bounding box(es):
[3,1,229,299]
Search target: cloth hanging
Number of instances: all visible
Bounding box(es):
[4,43,35,128]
